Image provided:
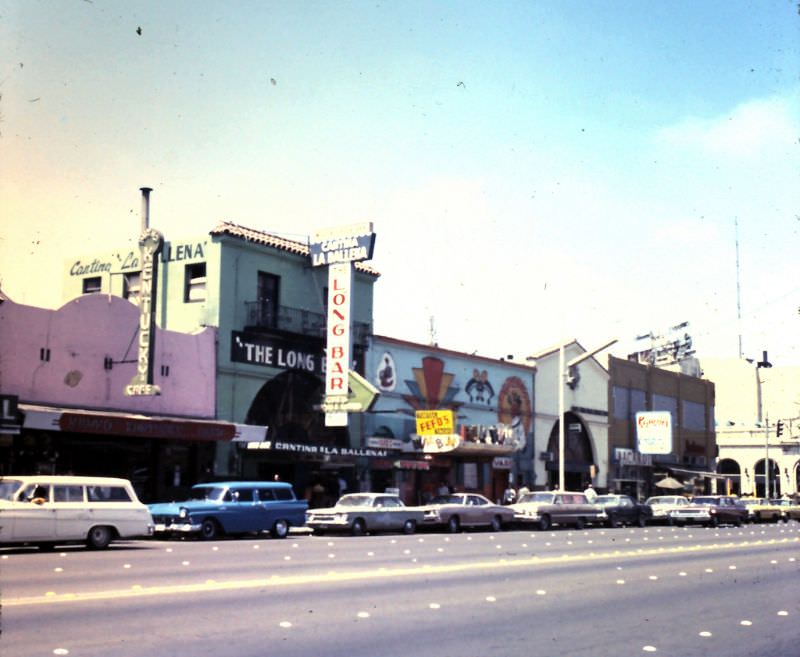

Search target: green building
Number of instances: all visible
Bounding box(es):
[63,220,379,493]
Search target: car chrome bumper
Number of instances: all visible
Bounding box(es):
[153,521,202,534]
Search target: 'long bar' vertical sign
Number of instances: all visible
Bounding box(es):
[309,222,376,427]
[324,263,352,426]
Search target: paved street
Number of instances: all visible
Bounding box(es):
[2,523,799,657]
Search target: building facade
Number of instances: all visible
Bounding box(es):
[57,219,380,501]
[529,341,611,493]
[702,357,799,497]
[360,335,535,505]
[608,355,716,499]
[0,292,259,502]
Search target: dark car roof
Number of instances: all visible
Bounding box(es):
[192,481,294,490]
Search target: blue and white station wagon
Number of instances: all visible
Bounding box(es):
[148,481,308,540]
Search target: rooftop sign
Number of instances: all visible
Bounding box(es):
[309,222,376,267]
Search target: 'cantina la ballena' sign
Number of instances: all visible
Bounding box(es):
[125,228,163,396]
[308,222,376,267]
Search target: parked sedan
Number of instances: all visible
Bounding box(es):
[305,493,424,536]
[148,481,308,540]
[740,497,782,523]
[421,493,515,533]
[645,495,690,524]
[669,495,747,527]
[509,491,603,530]
[771,498,800,522]
[595,494,652,528]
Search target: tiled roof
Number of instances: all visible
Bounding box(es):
[210,221,380,276]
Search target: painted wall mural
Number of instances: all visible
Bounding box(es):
[402,356,463,412]
[465,369,495,405]
[497,376,532,451]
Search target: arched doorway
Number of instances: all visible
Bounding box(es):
[754,458,781,498]
[717,458,742,496]
[546,412,595,491]
[794,461,800,495]
[245,369,348,447]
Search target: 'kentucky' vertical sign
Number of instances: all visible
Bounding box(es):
[125,228,164,396]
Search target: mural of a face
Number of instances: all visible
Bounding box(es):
[465,369,495,405]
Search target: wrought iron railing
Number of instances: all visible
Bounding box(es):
[244,301,371,344]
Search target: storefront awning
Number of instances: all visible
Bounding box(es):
[19,404,266,443]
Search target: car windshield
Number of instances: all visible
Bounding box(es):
[691,497,717,505]
[188,487,227,502]
[518,492,555,504]
[430,494,466,505]
[740,499,761,506]
[646,497,675,505]
[0,479,23,501]
[336,494,378,507]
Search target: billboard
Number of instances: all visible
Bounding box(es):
[635,411,673,455]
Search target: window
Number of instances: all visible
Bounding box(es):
[274,488,294,501]
[83,277,101,294]
[87,486,132,502]
[682,400,707,431]
[233,488,255,502]
[613,387,647,419]
[54,485,84,502]
[184,262,206,302]
[256,271,279,326]
[123,272,141,305]
[653,394,677,416]
[258,489,276,502]
[22,483,50,502]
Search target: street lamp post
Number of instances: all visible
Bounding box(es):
[755,351,772,497]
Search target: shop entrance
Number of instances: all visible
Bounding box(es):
[545,412,595,491]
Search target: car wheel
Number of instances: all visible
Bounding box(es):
[708,516,719,528]
[574,517,586,530]
[403,519,417,535]
[447,516,461,533]
[201,518,221,540]
[490,515,503,532]
[271,519,289,539]
[537,515,551,531]
[351,518,367,536]
[637,515,647,528]
[734,516,743,527]
[608,514,620,528]
[87,525,113,549]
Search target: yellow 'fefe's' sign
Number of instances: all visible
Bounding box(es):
[415,410,454,436]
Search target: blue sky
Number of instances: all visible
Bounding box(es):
[2,1,798,365]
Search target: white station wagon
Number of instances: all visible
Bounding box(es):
[0,475,154,549]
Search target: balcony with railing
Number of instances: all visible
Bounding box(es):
[244,301,372,345]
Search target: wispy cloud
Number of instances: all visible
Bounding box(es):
[655,94,799,159]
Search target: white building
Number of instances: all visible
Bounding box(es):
[529,340,611,492]
[702,358,800,497]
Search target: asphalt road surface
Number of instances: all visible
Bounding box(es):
[2,522,799,657]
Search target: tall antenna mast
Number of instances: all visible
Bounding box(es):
[735,218,743,359]
[429,315,437,346]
